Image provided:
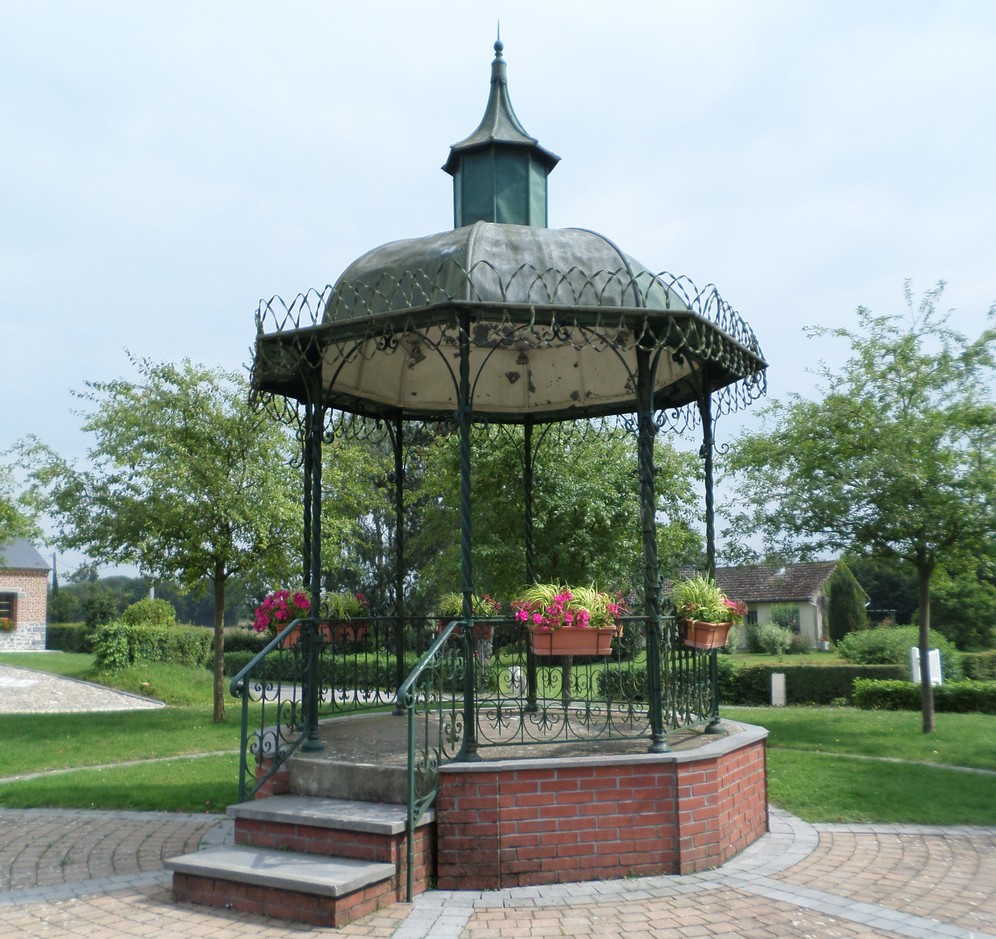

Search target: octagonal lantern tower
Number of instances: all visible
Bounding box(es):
[251,40,766,759]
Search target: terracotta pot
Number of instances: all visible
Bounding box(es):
[528,625,614,657]
[438,619,494,641]
[277,624,302,649]
[321,620,369,644]
[682,619,732,651]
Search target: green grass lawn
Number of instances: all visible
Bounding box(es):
[2,652,994,823]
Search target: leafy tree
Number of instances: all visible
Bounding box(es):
[0,459,39,555]
[416,423,702,605]
[723,283,996,732]
[24,356,302,720]
[826,559,867,643]
[928,549,996,650]
[844,554,917,625]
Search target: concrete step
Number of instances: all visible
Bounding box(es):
[167,845,397,927]
[228,793,424,835]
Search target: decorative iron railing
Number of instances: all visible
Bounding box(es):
[232,610,718,892]
[394,612,717,900]
[231,614,431,802]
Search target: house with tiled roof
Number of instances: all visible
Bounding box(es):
[703,561,847,649]
[0,539,50,651]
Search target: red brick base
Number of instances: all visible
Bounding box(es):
[436,723,767,890]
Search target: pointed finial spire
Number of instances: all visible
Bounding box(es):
[443,38,560,228]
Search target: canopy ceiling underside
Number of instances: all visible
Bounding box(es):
[253,306,765,424]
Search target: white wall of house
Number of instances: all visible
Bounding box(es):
[735,597,827,649]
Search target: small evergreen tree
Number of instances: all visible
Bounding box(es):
[827,560,867,643]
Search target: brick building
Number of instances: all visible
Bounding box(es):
[0,539,50,651]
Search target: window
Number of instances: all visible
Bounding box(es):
[746,610,758,627]
[0,592,16,623]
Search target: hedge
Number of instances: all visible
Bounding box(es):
[93,621,213,671]
[719,662,906,705]
[853,678,996,713]
[45,622,89,653]
[600,661,906,706]
[223,650,422,690]
[962,650,996,681]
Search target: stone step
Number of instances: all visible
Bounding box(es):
[167,845,397,928]
[228,794,428,835]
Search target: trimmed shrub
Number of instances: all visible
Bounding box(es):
[752,622,792,655]
[962,650,996,681]
[93,621,213,671]
[853,678,996,713]
[597,667,649,701]
[837,626,962,679]
[45,622,89,653]
[722,663,905,705]
[600,660,905,706]
[121,597,177,628]
[222,630,270,655]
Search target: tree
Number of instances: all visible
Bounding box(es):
[0,459,39,555]
[826,559,867,643]
[25,356,303,720]
[416,423,703,604]
[928,546,996,650]
[724,283,996,732]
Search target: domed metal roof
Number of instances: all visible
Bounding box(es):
[251,42,766,425]
[328,221,678,318]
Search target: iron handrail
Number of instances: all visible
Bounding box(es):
[397,617,465,902]
[230,615,316,802]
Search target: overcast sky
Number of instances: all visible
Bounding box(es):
[3,1,995,573]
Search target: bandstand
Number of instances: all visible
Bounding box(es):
[168,40,770,928]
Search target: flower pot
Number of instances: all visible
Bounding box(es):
[322,620,368,644]
[278,624,302,649]
[682,619,732,651]
[528,625,614,657]
[438,619,494,641]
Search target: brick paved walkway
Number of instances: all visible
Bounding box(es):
[0,807,992,937]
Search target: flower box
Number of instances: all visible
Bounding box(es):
[528,625,614,657]
[682,619,733,651]
[438,619,494,641]
[322,620,369,644]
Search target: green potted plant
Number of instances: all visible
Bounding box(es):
[320,591,370,644]
[437,592,502,640]
[512,583,627,657]
[0,616,16,633]
[670,575,746,650]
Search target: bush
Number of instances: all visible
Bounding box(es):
[721,663,905,705]
[222,630,270,655]
[45,622,89,653]
[788,633,811,655]
[93,621,213,671]
[121,597,177,627]
[752,622,792,655]
[853,678,996,713]
[837,626,962,679]
[962,650,996,681]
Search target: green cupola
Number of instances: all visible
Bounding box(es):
[443,40,560,228]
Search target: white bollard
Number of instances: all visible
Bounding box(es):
[771,672,786,707]
[910,647,942,686]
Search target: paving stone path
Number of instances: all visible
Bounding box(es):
[0,807,991,938]
[0,664,164,713]
[0,665,993,936]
